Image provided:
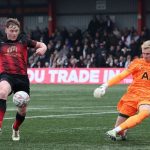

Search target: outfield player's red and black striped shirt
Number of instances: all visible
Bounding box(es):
[0,34,37,75]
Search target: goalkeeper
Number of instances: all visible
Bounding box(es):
[93,40,150,141]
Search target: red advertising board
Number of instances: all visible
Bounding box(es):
[27,68,132,84]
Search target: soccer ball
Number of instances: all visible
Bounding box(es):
[93,88,105,98]
[13,91,30,107]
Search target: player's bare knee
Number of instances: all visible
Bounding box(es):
[0,90,8,99]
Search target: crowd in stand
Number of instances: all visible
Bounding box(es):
[27,15,150,68]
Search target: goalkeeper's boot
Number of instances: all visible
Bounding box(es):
[116,131,127,141]
[12,125,20,141]
[116,133,127,141]
[106,130,117,141]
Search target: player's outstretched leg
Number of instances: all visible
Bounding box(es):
[106,109,150,141]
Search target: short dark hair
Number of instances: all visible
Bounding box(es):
[5,18,20,28]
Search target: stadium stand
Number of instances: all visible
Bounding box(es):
[27,17,149,68]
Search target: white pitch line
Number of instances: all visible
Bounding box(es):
[4,111,117,120]
[62,106,116,109]
[7,106,116,111]
[43,126,102,133]
[7,107,49,111]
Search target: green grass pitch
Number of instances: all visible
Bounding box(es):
[1,84,150,150]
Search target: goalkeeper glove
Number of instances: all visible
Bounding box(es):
[93,83,108,98]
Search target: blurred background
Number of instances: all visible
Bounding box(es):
[0,0,149,68]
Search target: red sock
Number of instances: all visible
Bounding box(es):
[0,99,6,128]
[118,131,124,135]
[13,112,25,131]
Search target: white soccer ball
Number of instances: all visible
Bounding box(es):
[93,88,106,98]
[13,91,30,107]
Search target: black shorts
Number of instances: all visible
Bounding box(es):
[0,73,30,95]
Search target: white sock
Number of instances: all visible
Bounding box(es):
[113,126,122,133]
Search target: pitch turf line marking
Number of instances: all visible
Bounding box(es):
[4,111,117,120]
[62,106,116,109]
[7,106,116,111]
[7,107,50,111]
[42,127,101,133]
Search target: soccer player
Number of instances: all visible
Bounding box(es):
[93,40,150,141]
[0,18,47,141]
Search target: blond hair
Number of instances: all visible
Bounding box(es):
[5,18,20,28]
[141,40,150,50]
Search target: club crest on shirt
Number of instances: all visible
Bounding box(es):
[7,46,18,57]
[7,46,17,53]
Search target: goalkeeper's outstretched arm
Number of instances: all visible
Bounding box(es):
[93,69,131,98]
